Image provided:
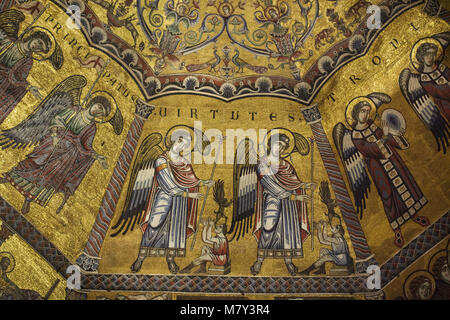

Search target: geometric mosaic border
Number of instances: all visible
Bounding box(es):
[380,210,449,287]
[0,197,72,278]
[80,274,371,294]
[0,196,448,294]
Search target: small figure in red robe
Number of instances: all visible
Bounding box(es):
[0,8,64,125]
[334,93,429,248]
[179,218,230,274]
[0,75,123,214]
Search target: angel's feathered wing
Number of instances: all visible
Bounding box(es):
[110,133,164,237]
[0,75,87,149]
[0,9,25,40]
[108,106,123,136]
[333,123,371,219]
[432,31,450,48]
[292,131,310,156]
[228,138,259,241]
[49,44,64,70]
[399,68,449,153]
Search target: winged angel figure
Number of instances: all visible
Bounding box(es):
[0,6,63,124]
[0,75,123,214]
[227,129,315,276]
[399,32,450,154]
[110,126,214,274]
[333,93,428,249]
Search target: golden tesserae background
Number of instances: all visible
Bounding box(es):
[0,0,448,301]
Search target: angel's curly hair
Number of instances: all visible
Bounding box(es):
[23,31,52,53]
[351,101,371,124]
[87,96,111,116]
[409,276,432,299]
[416,43,438,69]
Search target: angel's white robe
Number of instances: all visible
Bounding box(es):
[139,155,200,257]
[253,158,310,259]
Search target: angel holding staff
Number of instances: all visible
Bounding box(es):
[228,128,316,276]
[110,126,216,274]
[0,75,123,214]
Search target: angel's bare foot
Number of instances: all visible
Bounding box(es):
[166,256,179,274]
[131,258,144,273]
[21,199,31,214]
[285,262,298,276]
[56,203,66,214]
[56,194,70,214]
[250,260,263,276]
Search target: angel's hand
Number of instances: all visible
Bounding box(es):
[97,155,108,169]
[303,182,317,191]
[203,180,215,188]
[295,194,311,202]
[189,192,203,200]
[29,86,44,100]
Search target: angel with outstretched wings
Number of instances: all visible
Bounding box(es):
[0,75,123,215]
[333,93,429,249]
[399,32,450,154]
[228,128,314,276]
[0,7,64,124]
[110,126,214,274]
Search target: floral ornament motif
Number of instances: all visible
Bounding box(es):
[85,0,141,48]
[253,0,290,36]
[56,0,423,103]
[140,0,226,75]
[165,0,201,34]
[207,0,246,18]
[264,0,317,60]
[138,0,318,78]
[229,0,318,79]
[139,0,202,75]
[185,45,268,79]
